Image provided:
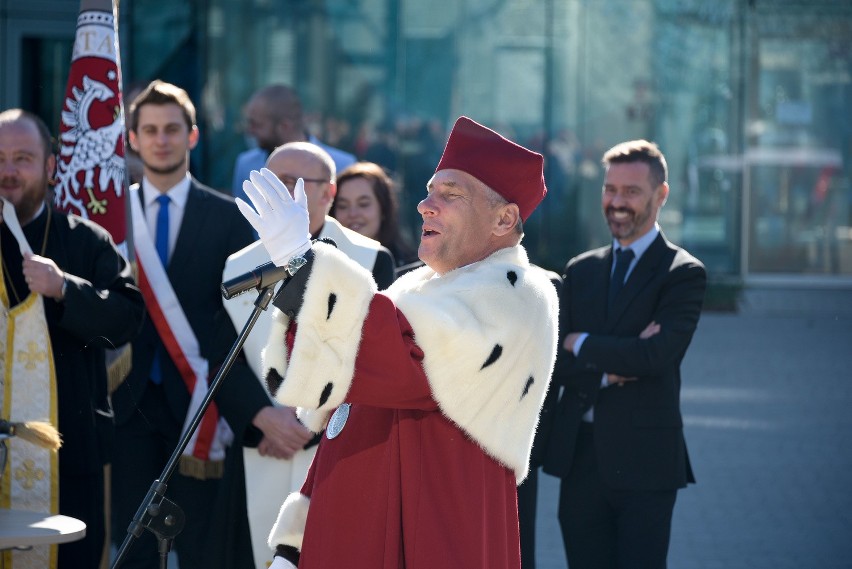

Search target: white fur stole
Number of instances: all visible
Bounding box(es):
[386,245,559,482]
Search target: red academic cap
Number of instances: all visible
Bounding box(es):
[435,116,547,221]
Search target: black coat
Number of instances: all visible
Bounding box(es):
[2,206,144,473]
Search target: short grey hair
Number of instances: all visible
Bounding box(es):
[271,141,336,183]
[482,182,524,236]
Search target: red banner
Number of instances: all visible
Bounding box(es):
[54,0,129,253]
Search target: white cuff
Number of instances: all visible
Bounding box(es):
[269,556,297,569]
[573,332,589,355]
[274,240,311,267]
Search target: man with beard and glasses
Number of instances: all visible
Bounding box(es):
[541,139,706,569]
[109,80,258,569]
[0,108,144,568]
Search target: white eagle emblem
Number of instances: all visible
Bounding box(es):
[55,74,125,217]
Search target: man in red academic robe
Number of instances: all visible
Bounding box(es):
[237,116,558,569]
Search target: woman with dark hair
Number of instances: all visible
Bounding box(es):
[330,161,419,269]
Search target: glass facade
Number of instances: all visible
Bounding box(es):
[4,0,851,281]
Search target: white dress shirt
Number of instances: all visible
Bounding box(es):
[141,173,192,262]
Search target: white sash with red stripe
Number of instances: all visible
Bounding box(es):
[130,188,231,477]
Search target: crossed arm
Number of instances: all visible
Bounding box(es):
[563,320,660,386]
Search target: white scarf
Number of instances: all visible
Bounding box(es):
[0,199,59,568]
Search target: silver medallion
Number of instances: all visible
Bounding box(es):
[326,403,351,439]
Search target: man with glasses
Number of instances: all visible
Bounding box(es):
[212,141,393,568]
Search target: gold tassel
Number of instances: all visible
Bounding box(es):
[0,419,62,451]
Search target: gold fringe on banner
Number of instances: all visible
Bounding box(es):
[179,455,224,480]
[106,344,133,394]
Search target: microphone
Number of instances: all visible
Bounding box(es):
[221,261,290,299]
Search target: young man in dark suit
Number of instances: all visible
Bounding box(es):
[542,140,706,569]
[109,80,258,569]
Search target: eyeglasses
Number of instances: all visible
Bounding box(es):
[277,175,330,188]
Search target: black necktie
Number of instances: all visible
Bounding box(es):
[608,247,635,309]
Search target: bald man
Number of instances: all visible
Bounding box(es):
[211,141,393,568]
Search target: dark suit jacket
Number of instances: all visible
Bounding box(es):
[541,232,706,492]
[112,180,261,427]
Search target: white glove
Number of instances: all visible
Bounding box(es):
[236,168,312,266]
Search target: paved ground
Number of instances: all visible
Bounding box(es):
[532,287,852,568]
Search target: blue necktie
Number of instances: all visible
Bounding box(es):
[155,194,171,266]
[608,247,635,309]
[150,194,171,384]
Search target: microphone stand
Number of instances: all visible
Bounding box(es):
[111,284,278,569]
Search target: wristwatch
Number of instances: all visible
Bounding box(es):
[284,248,314,278]
[271,248,316,318]
[285,255,307,277]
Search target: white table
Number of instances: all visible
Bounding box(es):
[0,508,86,549]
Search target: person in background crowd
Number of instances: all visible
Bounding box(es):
[237,116,558,569]
[0,108,144,568]
[231,85,355,204]
[330,161,419,269]
[542,139,706,569]
[109,80,257,569]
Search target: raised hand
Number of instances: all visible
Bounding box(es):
[236,168,312,266]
